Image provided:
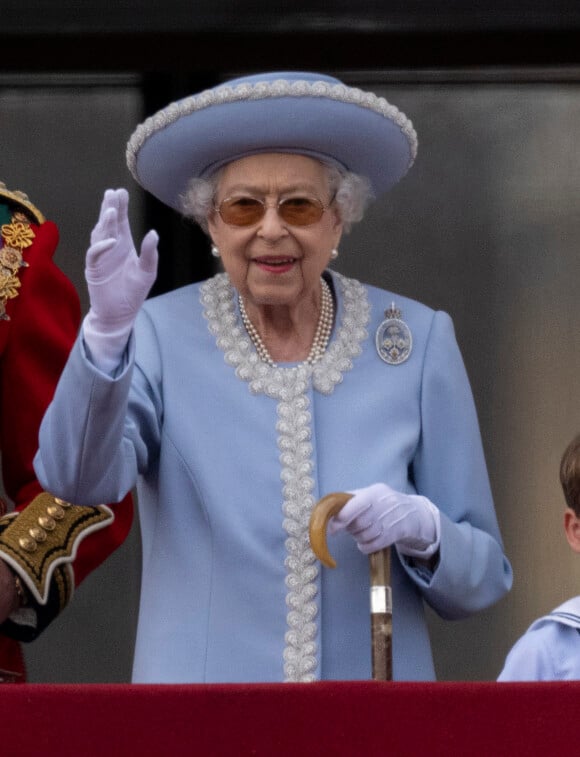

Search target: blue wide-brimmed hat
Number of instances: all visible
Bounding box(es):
[126,71,418,212]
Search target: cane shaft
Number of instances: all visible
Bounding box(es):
[369,548,392,681]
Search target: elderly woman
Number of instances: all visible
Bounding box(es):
[35,71,512,683]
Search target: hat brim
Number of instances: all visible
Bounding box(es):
[127,74,417,212]
[0,182,44,224]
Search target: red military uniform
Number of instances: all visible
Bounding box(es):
[0,182,133,681]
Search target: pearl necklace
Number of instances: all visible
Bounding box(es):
[238,278,334,368]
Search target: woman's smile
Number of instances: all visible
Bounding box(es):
[252,255,298,274]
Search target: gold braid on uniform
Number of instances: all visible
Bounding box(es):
[0,494,114,642]
[0,492,113,609]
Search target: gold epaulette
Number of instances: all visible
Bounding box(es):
[0,492,114,611]
[0,181,45,321]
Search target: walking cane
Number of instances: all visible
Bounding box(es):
[309,492,392,681]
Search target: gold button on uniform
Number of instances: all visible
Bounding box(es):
[18,537,37,553]
[38,515,56,531]
[29,527,47,543]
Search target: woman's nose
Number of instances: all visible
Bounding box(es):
[257,204,288,239]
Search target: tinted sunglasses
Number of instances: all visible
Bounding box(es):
[214,195,332,227]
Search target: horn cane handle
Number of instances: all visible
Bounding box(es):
[309,492,353,568]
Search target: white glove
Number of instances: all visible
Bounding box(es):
[83,188,159,372]
[328,482,441,558]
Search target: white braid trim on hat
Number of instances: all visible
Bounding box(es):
[126,78,418,181]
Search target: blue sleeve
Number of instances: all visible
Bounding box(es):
[34,325,160,506]
[403,310,513,617]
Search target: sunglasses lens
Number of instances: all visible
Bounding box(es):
[219,198,264,226]
[217,196,326,226]
[279,198,325,226]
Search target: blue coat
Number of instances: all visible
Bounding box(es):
[498,597,580,680]
[35,271,512,682]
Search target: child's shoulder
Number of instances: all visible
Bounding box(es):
[538,596,580,629]
[498,597,580,681]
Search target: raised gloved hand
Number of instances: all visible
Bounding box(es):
[83,188,159,372]
[328,482,441,559]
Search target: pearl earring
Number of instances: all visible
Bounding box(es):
[330,248,339,260]
[211,244,220,258]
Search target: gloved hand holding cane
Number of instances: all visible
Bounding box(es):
[328,482,441,559]
[309,483,441,681]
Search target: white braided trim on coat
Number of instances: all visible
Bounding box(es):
[201,271,369,681]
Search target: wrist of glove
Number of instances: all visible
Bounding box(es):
[328,482,441,559]
[82,311,133,374]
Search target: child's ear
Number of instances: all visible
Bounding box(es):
[564,508,580,553]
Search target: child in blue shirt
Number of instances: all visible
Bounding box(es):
[498,433,580,680]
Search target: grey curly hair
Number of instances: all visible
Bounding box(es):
[179,160,374,233]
